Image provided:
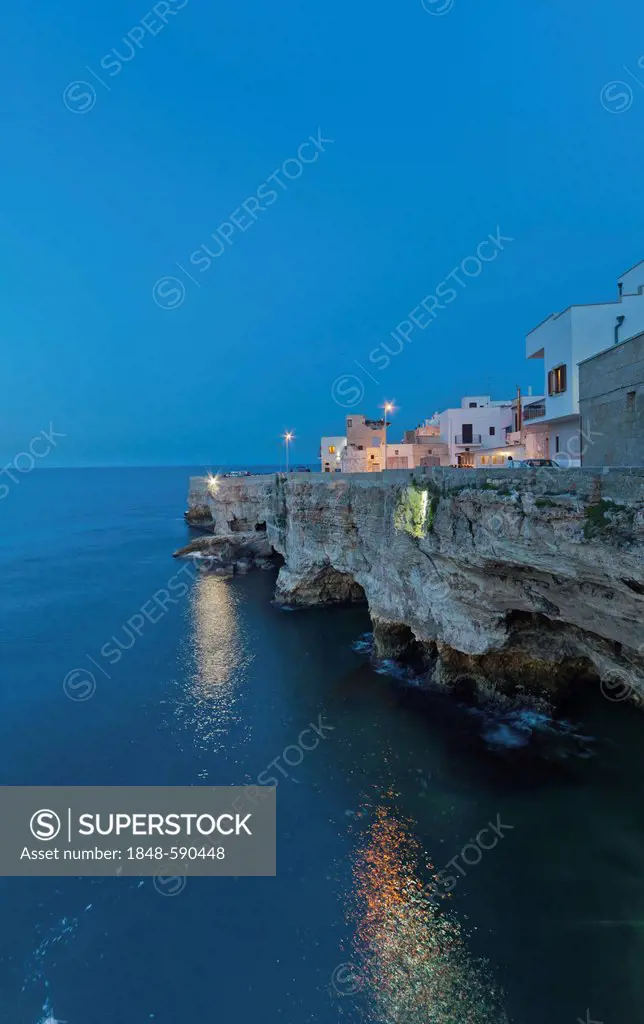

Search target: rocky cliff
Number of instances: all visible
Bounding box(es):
[176,469,644,703]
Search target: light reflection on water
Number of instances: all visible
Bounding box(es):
[347,798,507,1024]
[173,575,254,757]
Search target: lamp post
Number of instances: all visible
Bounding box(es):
[382,402,394,471]
[283,431,294,473]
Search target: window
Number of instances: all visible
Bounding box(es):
[548,364,567,395]
[394,449,399,455]
[347,419,353,427]
[328,445,336,454]
[627,390,636,410]
[370,454,375,460]
[461,423,473,444]
[555,435,560,453]
[469,402,477,408]
[489,426,496,436]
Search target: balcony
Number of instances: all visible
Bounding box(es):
[505,430,522,445]
[454,433,482,446]
[524,401,546,422]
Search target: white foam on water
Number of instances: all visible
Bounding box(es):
[36,997,66,1024]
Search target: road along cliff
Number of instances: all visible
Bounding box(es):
[176,469,644,704]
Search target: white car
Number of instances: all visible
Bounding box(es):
[511,458,561,469]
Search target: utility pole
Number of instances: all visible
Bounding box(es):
[382,402,394,471]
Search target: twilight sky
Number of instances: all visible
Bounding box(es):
[3,0,644,466]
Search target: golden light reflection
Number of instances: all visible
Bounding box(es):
[348,800,508,1024]
[174,575,252,757]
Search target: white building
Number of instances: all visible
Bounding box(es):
[473,392,545,467]
[427,396,516,467]
[384,442,419,470]
[524,259,644,461]
[320,436,346,472]
[402,425,451,467]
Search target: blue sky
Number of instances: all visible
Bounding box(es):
[3,0,644,466]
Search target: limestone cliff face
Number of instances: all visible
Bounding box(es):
[179,470,644,702]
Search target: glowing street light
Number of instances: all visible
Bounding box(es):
[283,431,294,472]
[382,402,395,472]
[205,472,220,497]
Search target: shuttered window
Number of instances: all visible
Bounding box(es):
[548,364,567,395]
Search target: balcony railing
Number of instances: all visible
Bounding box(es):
[454,434,482,445]
[524,402,546,421]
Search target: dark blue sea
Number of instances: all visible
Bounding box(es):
[1,467,643,1024]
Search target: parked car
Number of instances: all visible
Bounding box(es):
[553,454,581,468]
[511,458,561,469]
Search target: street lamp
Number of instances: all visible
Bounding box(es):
[205,472,220,496]
[283,431,294,472]
[382,402,394,471]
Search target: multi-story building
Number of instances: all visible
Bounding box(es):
[473,391,545,467]
[524,259,644,461]
[426,396,516,467]
[341,445,383,472]
[345,414,387,450]
[320,436,347,472]
[383,442,420,470]
[402,424,451,467]
[340,414,388,473]
[579,328,644,467]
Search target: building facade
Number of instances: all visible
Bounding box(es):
[470,392,544,467]
[579,329,644,467]
[340,414,388,473]
[345,414,386,449]
[320,436,347,472]
[524,259,644,462]
[402,424,451,467]
[427,396,516,467]
[341,445,383,472]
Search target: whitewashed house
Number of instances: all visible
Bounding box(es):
[473,391,545,466]
[427,396,516,467]
[320,436,346,472]
[524,259,644,462]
